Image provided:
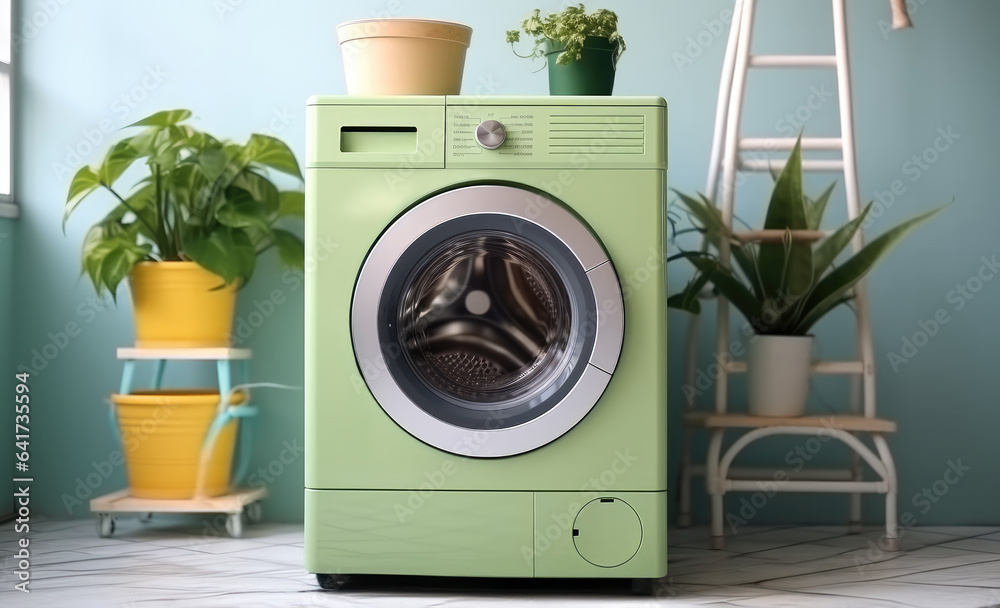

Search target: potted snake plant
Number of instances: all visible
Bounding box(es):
[669,139,943,416]
[506,4,625,95]
[64,109,305,347]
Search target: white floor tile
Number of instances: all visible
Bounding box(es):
[1,521,998,607]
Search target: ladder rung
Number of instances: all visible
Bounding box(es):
[725,361,864,375]
[740,158,845,173]
[726,480,888,494]
[733,229,828,244]
[749,55,838,68]
[740,137,844,151]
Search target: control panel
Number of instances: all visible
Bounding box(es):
[450,109,537,158]
[446,104,664,169]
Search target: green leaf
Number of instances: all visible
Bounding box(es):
[812,202,873,277]
[674,191,764,300]
[81,227,151,299]
[126,109,192,128]
[666,258,714,314]
[805,182,836,230]
[758,138,812,299]
[271,229,305,268]
[231,170,280,216]
[278,191,304,217]
[794,205,946,334]
[216,188,272,233]
[243,134,302,180]
[97,139,141,186]
[63,166,101,231]
[686,254,763,323]
[183,228,256,286]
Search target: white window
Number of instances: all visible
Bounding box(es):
[0,0,12,218]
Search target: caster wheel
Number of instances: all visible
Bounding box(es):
[630,578,654,596]
[97,515,115,538]
[139,512,154,524]
[245,501,262,524]
[710,535,725,551]
[677,513,692,529]
[225,513,243,538]
[317,573,351,590]
[848,520,862,534]
[883,537,900,552]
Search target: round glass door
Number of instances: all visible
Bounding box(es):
[352,185,624,457]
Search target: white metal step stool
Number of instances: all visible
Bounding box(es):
[677,0,911,551]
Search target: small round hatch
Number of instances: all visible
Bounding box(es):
[572,498,642,568]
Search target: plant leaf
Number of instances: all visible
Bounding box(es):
[812,202,873,277]
[278,191,304,217]
[685,254,763,323]
[63,166,101,231]
[244,134,302,180]
[271,228,305,268]
[794,205,946,334]
[805,182,836,230]
[183,228,256,287]
[216,188,272,233]
[758,138,812,299]
[97,139,142,187]
[82,227,151,299]
[126,109,192,128]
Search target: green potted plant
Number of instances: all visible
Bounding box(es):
[64,109,305,347]
[669,139,943,416]
[506,4,625,95]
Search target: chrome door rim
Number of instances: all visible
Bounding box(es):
[351,185,624,457]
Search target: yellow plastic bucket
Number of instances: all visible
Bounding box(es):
[129,261,238,348]
[112,390,245,499]
[337,19,473,95]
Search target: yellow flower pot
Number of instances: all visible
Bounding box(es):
[129,261,237,348]
[113,390,245,499]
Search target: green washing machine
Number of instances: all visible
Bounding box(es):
[305,96,667,590]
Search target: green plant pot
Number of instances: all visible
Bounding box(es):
[544,36,619,96]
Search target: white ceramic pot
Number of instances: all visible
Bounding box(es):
[747,335,813,417]
[336,19,473,95]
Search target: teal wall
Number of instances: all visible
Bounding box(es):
[0,218,13,517]
[11,0,999,525]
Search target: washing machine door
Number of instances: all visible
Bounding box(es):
[352,185,624,457]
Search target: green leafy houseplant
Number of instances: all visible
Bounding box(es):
[505,4,626,66]
[669,138,943,335]
[64,109,305,297]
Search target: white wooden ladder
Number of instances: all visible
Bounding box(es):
[677,0,901,551]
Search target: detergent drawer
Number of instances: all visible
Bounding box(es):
[307,98,445,168]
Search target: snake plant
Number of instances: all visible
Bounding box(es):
[669,138,943,335]
[64,109,305,297]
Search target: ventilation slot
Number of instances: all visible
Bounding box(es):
[548,114,644,155]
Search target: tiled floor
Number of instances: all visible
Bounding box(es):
[1,518,998,607]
